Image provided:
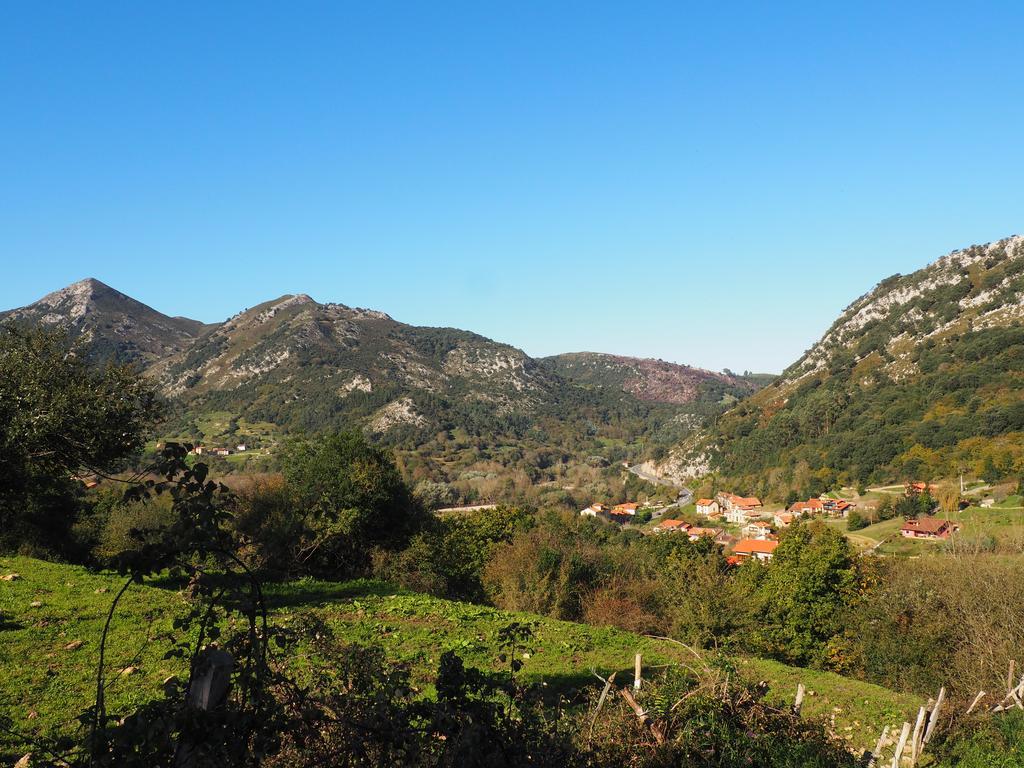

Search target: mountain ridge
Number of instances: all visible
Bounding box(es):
[1,281,764,464]
[0,278,209,364]
[660,234,1024,497]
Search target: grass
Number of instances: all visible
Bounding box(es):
[193,410,236,441]
[0,556,922,755]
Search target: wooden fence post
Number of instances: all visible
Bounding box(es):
[793,683,805,716]
[890,721,911,768]
[634,652,642,691]
[965,690,985,715]
[863,724,888,767]
[588,672,616,742]
[175,649,234,767]
[922,687,945,745]
[910,706,926,765]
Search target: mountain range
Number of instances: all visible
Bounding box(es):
[0,279,764,462]
[10,232,1023,501]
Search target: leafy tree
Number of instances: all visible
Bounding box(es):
[750,524,857,667]
[0,326,160,557]
[280,432,427,576]
[846,511,868,531]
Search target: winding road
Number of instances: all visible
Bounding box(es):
[627,463,693,517]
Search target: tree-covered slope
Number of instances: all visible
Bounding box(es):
[669,235,1024,496]
[540,351,771,405]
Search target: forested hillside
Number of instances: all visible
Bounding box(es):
[666,235,1024,497]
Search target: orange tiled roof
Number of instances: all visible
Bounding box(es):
[657,519,689,530]
[733,539,779,556]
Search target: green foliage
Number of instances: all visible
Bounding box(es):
[0,325,161,558]
[279,432,427,576]
[932,710,1024,768]
[749,524,857,668]
[846,510,868,531]
[374,505,533,602]
[846,556,1024,698]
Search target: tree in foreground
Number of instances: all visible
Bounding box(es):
[0,325,160,557]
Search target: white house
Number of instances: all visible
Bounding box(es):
[741,521,774,540]
[696,498,721,517]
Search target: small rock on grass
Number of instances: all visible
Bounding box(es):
[30,601,42,608]
[64,639,84,651]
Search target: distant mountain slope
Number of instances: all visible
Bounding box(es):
[1,281,767,481]
[151,293,570,437]
[0,278,207,364]
[666,235,1024,497]
[540,352,772,405]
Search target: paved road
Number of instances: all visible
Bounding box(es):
[627,464,693,514]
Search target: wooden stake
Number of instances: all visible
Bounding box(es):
[634,652,642,691]
[588,672,616,742]
[864,725,889,767]
[891,721,911,768]
[922,687,945,745]
[965,691,985,715]
[910,706,926,765]
[1009,660,1016,695]
[620,685,665,745]
[793,682,806,716]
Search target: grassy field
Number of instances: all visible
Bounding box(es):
[0,556,922,756]
[855,505,1024,556]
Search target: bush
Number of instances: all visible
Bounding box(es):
[846,511,868,531]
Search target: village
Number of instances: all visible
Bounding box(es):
[580,484,962,564]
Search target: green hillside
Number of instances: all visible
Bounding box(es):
[683,236,1024,497]
[0,557,920,755]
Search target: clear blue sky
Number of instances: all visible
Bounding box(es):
[2,2,1022,373]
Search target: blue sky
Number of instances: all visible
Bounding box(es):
[2,2,1022,372]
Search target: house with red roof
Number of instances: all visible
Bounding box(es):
[731,539,779,562]
[742,520,775,540]
[612,502,640,516]
[773,511,796,528]
[654,519,691,534]
[687,526,726,543]
[900,517,960,539]
[696,498,721,517]
[788,498,824,516]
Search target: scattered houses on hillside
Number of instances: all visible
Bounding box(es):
[900,517,960,540]
[579,500,652,526]
[731,539,779,562]
[787,496,856,519]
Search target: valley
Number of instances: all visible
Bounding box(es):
[5,235,1024,767]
